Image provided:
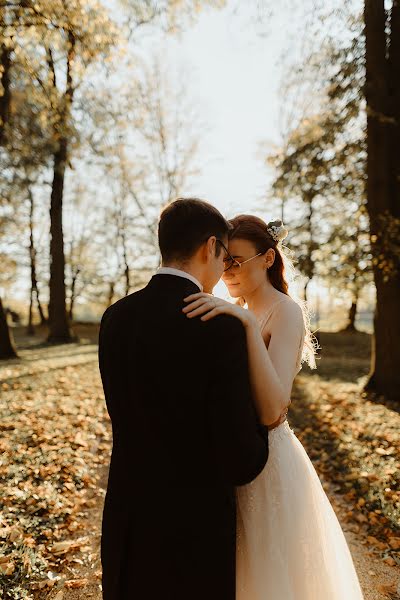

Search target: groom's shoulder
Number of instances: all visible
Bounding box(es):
[100,287,147,327]
[200,313,245,344]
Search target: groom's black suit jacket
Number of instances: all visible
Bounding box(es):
[98,274,269,600]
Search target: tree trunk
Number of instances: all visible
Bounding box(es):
[343,297,358,333]
[303,193,315,306]
[124,262,130,297]
[47,139,72,342]
[68,294,74,321]
[107,281,115,308]
[68,298,74,322]
[0,297,17,359]
[36,291,47,326]
[364,0,400,399]
[27,189,38,335]
[0,22,16,355]
[68,269,80,321]
[47,34,75,343]
[118,209,131,296]
[27,286,35,335]
[388,1,400,215]
[0,40,11,146]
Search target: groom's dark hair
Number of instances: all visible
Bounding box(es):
[158,198,231,262]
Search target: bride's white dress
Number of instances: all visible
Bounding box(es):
[236,298,364,600]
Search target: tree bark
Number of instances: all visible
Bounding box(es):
[27,285,34,335]
[68,267,80,321]
[123,259,130,297]
[27,205,47,331]
[47,138,72,342]
[388,0,400,217]
[364,0,400,399]
[116,203,131,297]
[107,281,115,308]
[0,36,11,146]
[0,17,15,350]
[343,297,358,333]
[27,189,40,334]
[47,34,75,343]
[0,297,17,359]
[36,292,47,326]
[0,2,11,147]
[302,193,315,305]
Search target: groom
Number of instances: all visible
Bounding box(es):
[98,198,269,600]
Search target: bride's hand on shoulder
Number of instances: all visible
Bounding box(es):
[182,293,256,328]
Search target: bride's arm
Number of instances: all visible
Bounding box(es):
[183,294,304,426]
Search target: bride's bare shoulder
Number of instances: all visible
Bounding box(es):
[270,294,303,326]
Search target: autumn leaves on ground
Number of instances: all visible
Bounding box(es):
[0,326,399,600]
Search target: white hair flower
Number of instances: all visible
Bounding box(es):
[267,220,289,243]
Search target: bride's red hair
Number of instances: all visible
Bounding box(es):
[228,214,289,296]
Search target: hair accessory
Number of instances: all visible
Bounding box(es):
[267,220,289,243]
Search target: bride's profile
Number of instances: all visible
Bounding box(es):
[183,214,364,600]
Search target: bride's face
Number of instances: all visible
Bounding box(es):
[222,238,271,297]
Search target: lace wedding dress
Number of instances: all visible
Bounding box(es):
[236,298,364,600]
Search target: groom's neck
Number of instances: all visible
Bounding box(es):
[161,261,205,289]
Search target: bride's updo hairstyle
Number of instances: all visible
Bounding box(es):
[228,214,317,369]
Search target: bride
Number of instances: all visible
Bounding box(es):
[182,214,364,600]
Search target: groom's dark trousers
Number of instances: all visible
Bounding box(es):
[98,274,269,599]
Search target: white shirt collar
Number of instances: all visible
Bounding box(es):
[155,267,203,292]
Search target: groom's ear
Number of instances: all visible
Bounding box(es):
[205,236,217,260]
[195,237,211,264]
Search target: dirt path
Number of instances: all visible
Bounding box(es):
[345,522,400,599]
[327,482,400,600]
[1,340,399,599]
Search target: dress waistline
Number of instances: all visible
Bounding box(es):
[268,412,288,431]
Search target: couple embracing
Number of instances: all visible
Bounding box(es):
[98,198,364,600]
